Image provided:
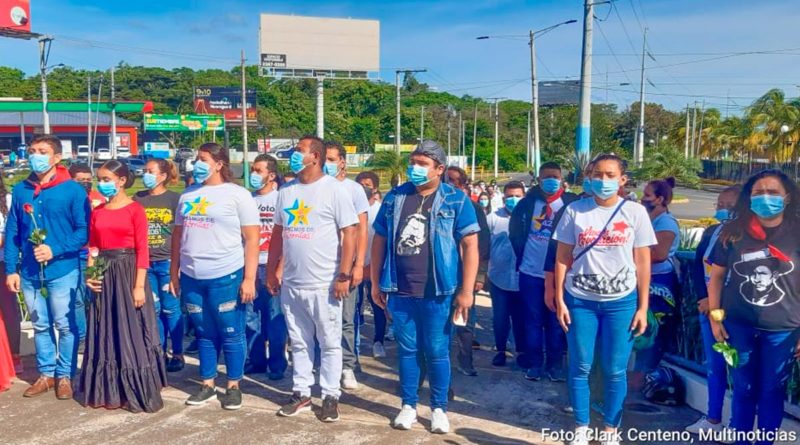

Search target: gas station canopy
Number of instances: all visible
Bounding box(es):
[0,100,154,113]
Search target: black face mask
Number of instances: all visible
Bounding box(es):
[642,199,658,212]
[79,181,92,194]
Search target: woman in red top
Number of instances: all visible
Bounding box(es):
[74,160,167,413]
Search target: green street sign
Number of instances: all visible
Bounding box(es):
[143,113,225,132]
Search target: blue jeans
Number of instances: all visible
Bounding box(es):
[565,291,637,428]
[181,269,246,381]
[699,313,728,421]
[246,271,288,375]
[148,259,184,355]
[21,269,83,378]
[520,273,565,372]
[388,293,453,411]
[725,321,799,445]
[358,280,386,345]
[490,281,524,353]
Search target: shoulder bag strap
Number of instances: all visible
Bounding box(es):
[573,200,627,263]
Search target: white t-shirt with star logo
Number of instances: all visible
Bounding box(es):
[176,182,260,280]
[553,197,657,301]
[275,175,358,288]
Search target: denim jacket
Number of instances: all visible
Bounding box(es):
[373,181,479,297]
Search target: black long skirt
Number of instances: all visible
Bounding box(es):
[74,249,168,413]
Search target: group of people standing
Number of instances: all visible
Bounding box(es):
[0,134,797,445]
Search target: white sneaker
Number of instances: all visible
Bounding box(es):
[685,416,722,434]
[341,369,359,390]
[392,405,417,430]
[600,441,620,445]
[569,426,590,445]
[373,341,387,358]
[430,408,450,434]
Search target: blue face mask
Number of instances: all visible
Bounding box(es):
[750,194,785,219]
[142,173,159,190]
[582,178,594,195]
[541,177,561,194]
[97,181,119,198]
[193,160,211,183]
[714,209,731,221]
[323,162,339,177]
[407,164,431,186]
[591,178,619,200]
[290,151,308,174]
[479,199,490,207]
[249,173,264,189]
[29,153,52,174]
[505,196,521,212]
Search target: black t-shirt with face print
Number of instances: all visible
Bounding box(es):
[395,193,435,297]
[710,219,800,331]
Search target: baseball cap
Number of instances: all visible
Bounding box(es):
[411,139,447,166]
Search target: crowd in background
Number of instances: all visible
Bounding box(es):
[0,135,797,444]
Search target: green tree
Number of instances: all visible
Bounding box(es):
[367,150,408,187]
[637,143,702,187]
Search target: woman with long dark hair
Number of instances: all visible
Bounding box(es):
[553,154,656,445]
[0,173,16,390]
[170,143,260,410]
[708,169,800,445]
[76,160,167,412]
[133,158,184,372]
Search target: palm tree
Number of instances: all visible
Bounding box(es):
[747,89,800,162]
[367,150,408,187]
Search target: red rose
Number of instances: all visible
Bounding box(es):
[23,203,33,214]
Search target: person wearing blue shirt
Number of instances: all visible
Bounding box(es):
[371,140,479,435]
[4,135,90,399]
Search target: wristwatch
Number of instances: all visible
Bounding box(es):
[336,273,352,283]
[709,309,726,322]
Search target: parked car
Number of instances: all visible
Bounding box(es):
[76,145,90,159]
[96,147,112,160]
[123,158,146,177]
[116,146,131,159]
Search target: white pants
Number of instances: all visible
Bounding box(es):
[281,286,343,398]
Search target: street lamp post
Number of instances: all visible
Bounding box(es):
[477,19,576,174]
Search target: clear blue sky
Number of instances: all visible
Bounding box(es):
[2,0,800,113]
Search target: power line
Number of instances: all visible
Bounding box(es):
[594,18,636,86]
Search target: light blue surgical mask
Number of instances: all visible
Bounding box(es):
[479,198,490,207]
[249,173,264,189]
[750,194,785,219]
[289,151,307,174]
[582,178,594,196]
[29,153,52,174]
[97,181,119,198]
[192,160,211,183]
[323,162,339,177]
[505,196,522,212]
[591,178,619,200]
[407,164,431,186]
[142,173,159,190]
[541,177,561,194]
[714,209,731,221]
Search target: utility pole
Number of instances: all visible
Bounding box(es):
[471,102,478,181]
[110,66,117,158]
[529,29,541,173]
[576,0,595,162]
[526,110,531,169]
[87,75,92,153]
[489,98,502,178]
[684,104,690,158]
[241,49,250,185]
[458,111,463,158]
[395,69,427,153]
[447,117,452,161]
[690,101,698,157]
[697,99,706,156]
[420,105,424,143]
[635,28,648,167]
[38,36,54,134]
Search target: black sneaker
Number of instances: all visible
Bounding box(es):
[492,352,507,367]
[321,396,340,422]
[185,385,217,406]
[166,356,185,373]
[277,392,312,417]
[221,387,243,410]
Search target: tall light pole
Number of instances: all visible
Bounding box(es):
[395,69,426,153]
[486,98,504,178]
[420,105,425,143]
[635,28,648,167]
[110,66,117,158]
[576,1,608,164]
[477,19,575,173]
[241,49,250,185]
[471,102,478,181]
[38,35,58,134]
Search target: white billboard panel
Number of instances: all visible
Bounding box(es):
[259,14,380,73]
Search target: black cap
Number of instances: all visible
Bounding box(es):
[410,139,447,166]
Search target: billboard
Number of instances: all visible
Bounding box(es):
[1,0,31,33]
[259,14,380,76]
[193,87,257,126]
[539,80,580,106]
[143,114,224,132]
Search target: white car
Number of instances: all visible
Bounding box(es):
[76,145,90,159]
[96,147,112,160]
[116,146,131,159]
